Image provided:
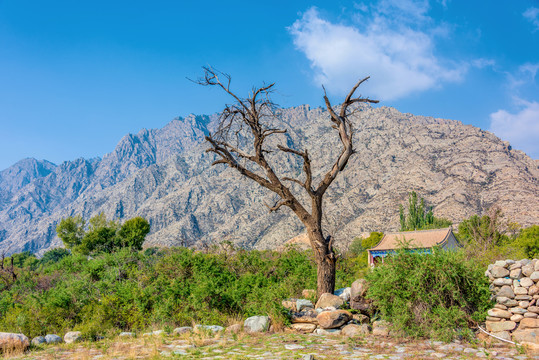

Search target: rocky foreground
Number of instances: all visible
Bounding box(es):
[2,331,535,360]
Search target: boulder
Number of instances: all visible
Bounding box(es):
[314,328,342,335]
[0,332,30,351]
[519,318,539,330]
[290,309,318,324]
[173,327,193,335]
[513,329,539,344]
[491,266,509,278]
[282,299,297,311]
[515,287,529,295]
[45,334,62,344]
[194,325,224,333]
[316,310,352,329]
[494,260,508,268]
[244,316,271,333]
[31,336,46,346]
[296,299,314,312]
[341,324,365,337]
[350,296,373,313]
[487,308,511,319]
[315,293,344,309]
[510,268,523,279]
[510,307,528,314]
[523,264,535,277]
[498,285,515,298]
[290,323,317,333]
[225,324,242,334]
[510,263,523,270]
[352,313,370,324]
[485,320,517,332]
[493,278,512,286]
[372,320,390,336]
[64,331,82,344]
[350,279,367,299]
[334,287,351,302]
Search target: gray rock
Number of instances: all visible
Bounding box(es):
[509,307,527,314]
[244,316,271,333]
[63,331,82,344]
[315,293,344,309]
[491,266,510,278]
[350,279,367,299]
[0,332,30,350]
[194,325,224,333]
[510,262,523,270]
[284,344,305,349]
[515,286,529,295]
[510,268,523,279]
[290,323,317,333]
[525,312,539,318]
[521,277,534,287]
[45,334,62,344]
[511,314,525,322]
[31,336,46,346]
[487,308,511,319]
[485,321,516,332]
[523,264,535,277]
[495,260,508,268]
[296,299,314,312]
[516,295,532,301]
[492,331,512,341]
[498,285,515,298]
[314,328,342,335]
[334,287,351,302]
[493,278,513,286]
[173,327,192,335]
[531,271,539,281]
[119,332,135,337]
[372,320,391,336]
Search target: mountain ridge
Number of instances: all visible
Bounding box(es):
[0,105,537,255]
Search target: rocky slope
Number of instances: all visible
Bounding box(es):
[0,105,538,255]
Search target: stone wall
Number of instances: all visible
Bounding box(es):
[485,259,539,344]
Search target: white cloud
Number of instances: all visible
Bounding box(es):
[489,100,539,158]
[523,7,539,31]
[288,4,465,100]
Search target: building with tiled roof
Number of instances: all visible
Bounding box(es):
[367,227,459,266]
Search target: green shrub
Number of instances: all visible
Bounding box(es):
[365,248,491,341]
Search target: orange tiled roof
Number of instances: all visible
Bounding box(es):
[369,228,453,251]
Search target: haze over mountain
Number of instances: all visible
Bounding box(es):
[1,104,538,255]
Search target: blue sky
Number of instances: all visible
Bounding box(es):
[1,0,538,170]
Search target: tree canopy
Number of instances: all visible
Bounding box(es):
[399,191,452,231]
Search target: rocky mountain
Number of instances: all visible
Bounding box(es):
[1,105,538,255]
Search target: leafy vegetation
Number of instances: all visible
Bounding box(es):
[399,192,452,231]
[366,247,491,341]
[515,225,539,259]
[0,245,355,339]
[56,213,150,255]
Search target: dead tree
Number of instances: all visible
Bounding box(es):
[196,67,378,296]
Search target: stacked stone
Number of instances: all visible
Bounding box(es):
[485,259,539,344]
[284,279,381,337]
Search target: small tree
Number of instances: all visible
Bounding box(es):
[118,217,150,251]
[399,191,451,231]
[196,67,378,295]
[516,225,539,258]
[56,215,86,249]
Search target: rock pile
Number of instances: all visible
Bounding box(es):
[284,279,380,336]
[485,259,539,346]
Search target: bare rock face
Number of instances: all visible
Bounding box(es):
[1,105,538,255]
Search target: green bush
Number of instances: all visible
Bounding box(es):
[365,248,491,341]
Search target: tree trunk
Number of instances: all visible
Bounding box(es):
[307,227,336,297]
[316,253,336,297]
